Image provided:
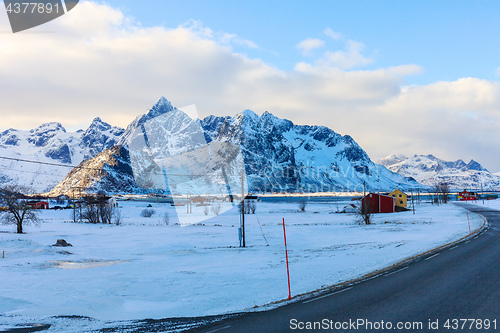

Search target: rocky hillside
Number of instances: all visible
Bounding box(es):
[47,145,142,196]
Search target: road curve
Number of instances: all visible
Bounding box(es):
[185,203,500,333]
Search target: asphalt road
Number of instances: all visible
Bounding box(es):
[185,203,499,333]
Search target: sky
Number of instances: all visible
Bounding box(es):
[1,1,500,172]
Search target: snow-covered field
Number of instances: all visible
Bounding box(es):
[473,198,500,210]
[0,200,485,331]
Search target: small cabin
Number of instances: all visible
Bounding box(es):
[27,201,49,209]
[458,190,477,201]
[361,193,395,213]
[342,204,358,213]
[389,189,407,208]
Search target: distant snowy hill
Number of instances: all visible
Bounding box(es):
[0,118,124,192]
[379,154,500,190]
[48,97,419,196]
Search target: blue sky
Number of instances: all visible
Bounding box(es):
[1,0,500,172]
[103,0,500,84]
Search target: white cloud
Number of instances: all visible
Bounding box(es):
[1,1,500,171]
[324,28,342,40]
[219,33,258,49]
[318,40,373,70]
[296,38,325,56]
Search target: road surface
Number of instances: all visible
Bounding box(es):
[182,203,499,333]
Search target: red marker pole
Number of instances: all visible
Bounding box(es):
[467,212,471,235]
[283,218,292,300]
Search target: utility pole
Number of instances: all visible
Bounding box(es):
[72,187,77,222]
[241,171,246,248]
[481,183,484,205]
[79,187,83,222]
[411,189,415,214]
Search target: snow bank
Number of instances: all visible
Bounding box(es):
[0,200,484,331]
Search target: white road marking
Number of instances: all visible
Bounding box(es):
[385,266,409,276]
[465,240,470,244]
[303,287,352,304]
[206,325,232,333]
[364,274,382,281]
[449,246,459,251]
[425,253,440,261]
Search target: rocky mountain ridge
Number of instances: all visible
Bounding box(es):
[0,118,124,192]
[48,97,420,196]
[379,154,500,190]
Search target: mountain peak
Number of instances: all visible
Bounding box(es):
[86,117,110,131]
[466,159,487,172]
[378,154,406,167]
[240,109,258,118]
[30,122,66,134]
[148,96,175,118]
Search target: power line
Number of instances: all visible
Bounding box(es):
[0,155,94,170]
[0,166,63,177]
[0,155,222,177]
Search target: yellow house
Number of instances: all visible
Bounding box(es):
[389,189,407,208]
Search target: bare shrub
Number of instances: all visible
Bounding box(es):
[114,208,122,225]
[204,206,209,216]
[141,208,156,218]
[80,203,115,224]
[434,182,450,204]
[163,212,170,225]
[99,203,114,224]
[82,204,99,223]
[211,204,221,216]
[357,200,373,225]
[249,201,256,214]
[298,200,307,212]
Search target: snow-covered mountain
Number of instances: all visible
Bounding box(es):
[379,154,500,190]
[0,118,124,192]
[209,109,418,193]
[48,97,419,196]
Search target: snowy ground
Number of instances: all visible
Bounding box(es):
[470,197,500,210]
[0,200,485,332]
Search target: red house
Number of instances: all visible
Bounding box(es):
[27,201,49,209]
[458,190,476,201]
[361,193,395,213]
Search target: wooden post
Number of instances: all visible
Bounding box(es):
[283,218,291,300]
[467,211,471,235]
[241,171,245,248]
